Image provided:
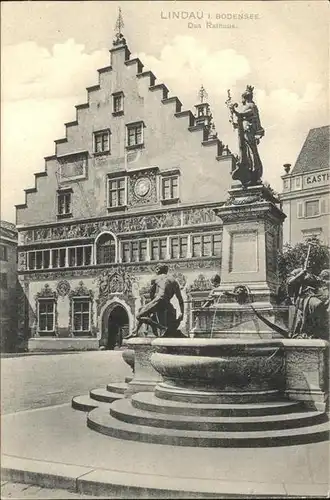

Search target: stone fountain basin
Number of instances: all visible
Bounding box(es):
[150,338,284,393]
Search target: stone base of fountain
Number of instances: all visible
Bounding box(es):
[150,339,284,403]
[73,338,329,447]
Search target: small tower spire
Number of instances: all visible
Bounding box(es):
[198,85,208,104]
[113,7,126,46]
[194,86,219,141]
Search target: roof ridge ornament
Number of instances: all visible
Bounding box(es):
[113,7,126,47]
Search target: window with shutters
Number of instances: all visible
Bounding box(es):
[320,197,329,214]
[297,198,329,219]
[305,199,320,218]
[297,202,304,219]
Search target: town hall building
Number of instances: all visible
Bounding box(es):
[16,22,235,350]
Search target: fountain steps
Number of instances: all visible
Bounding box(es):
[72,384,303,417]
[89,387,126,403]
[73,385,329,447]
[71,395,112,412]
[109,397,327,432]
[106,382,129,394]
[131,392,305,417]
[87,405,329,448]
[155,383,282,404]
[72,382,128,412]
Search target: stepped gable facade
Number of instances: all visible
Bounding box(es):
[16,33,235,348]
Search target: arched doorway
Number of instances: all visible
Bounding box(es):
[100,303,129,350]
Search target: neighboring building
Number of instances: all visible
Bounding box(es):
[16,27,236,351]
[0,220,18,352]
[280,125,330,245]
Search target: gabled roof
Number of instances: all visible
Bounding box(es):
[291,125,329,175]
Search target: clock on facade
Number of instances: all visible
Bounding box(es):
[134,177,151,198]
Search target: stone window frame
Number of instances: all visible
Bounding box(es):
[112,91,124,116]
[191,232,222,258]
[35,284,58,337]
[57,188,73,219]
[150,236,168,261]
[297,198,328,219]
[120,239,148,263]
[160,170,180,205]
[27,244,93,270]
[95,232,118,265]
[93,129,111,156]
[69,281,94,337]
[169,235,188,259]
[126,121,145,150]
[37,299,56,334]
[107,175,127,210]
[68,245,93,267]
[71,297,92,334]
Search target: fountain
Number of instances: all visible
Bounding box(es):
[72,86,329,447]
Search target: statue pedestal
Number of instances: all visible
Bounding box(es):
[215,184,285,303]
[282,339,329,412]
[123,338,162,397]
[202,184,287,338]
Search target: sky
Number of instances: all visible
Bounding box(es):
[1,0,329,223]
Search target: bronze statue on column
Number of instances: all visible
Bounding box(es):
[226,85,265,187]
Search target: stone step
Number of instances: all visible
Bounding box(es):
[155,383,281,404]
[89,388,125,403]
[110,398,326,432]
[131,392,303,417]
[87,407,330,448]
[71,395,112,412]
[106,382,128,394]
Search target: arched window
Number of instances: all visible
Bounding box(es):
[96,233,116,264]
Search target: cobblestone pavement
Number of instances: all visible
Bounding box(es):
[1,481,110,499]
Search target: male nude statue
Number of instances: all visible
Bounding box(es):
[127,264,184,338]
